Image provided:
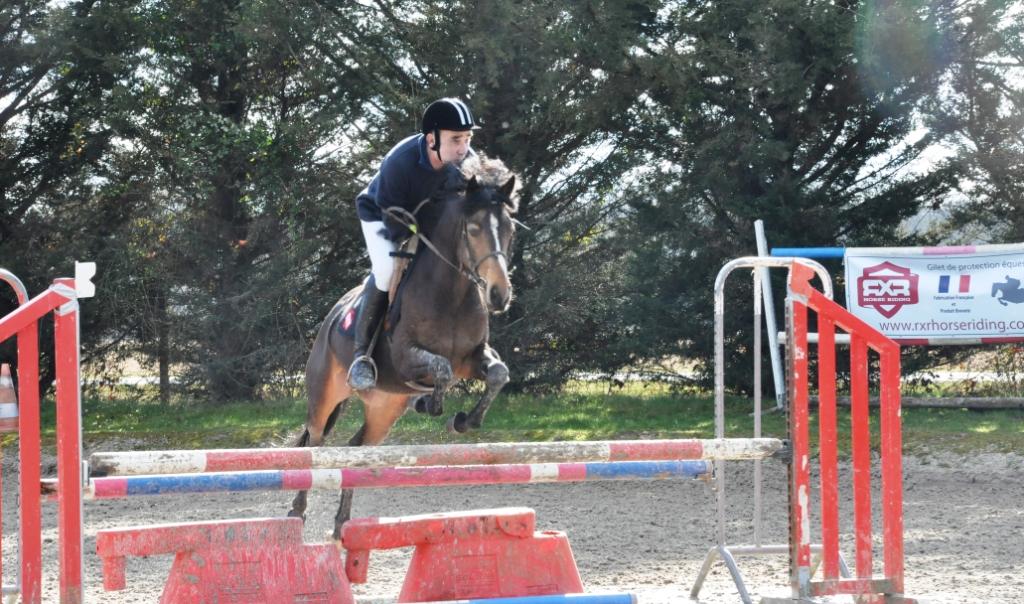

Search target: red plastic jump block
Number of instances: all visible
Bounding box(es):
[341,507,584,602]
[96,517,353,604]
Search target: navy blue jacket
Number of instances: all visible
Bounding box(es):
[356,134,475,241]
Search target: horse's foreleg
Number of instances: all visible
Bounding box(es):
[451,344,508,433]
[403,346,454,417]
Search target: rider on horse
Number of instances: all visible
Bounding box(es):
[349,98,480,390]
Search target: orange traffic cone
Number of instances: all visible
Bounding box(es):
[0,363,18,433]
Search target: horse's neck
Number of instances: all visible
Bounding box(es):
[407,238,479,313]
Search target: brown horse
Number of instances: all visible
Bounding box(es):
[288,156,519,538]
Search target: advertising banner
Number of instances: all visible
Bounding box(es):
[843,244,1024,344]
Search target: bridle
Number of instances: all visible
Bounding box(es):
[464,228,510,285]
[384,201,511,292]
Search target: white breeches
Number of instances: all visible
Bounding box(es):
[360,220,396,293]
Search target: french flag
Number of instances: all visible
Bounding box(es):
[938,275,970,293]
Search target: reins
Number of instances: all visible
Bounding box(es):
[384,200,507,292]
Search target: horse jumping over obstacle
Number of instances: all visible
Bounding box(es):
[2,259,920,603]
[289,156,520,538]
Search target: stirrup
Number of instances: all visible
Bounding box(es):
[348,354,378,390]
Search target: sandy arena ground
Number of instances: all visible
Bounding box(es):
[3,443,1022,603]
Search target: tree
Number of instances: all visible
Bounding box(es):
[927,0,1024,242]
[619,0,956,390]
[0,0,147,389]
[104,0,393,401]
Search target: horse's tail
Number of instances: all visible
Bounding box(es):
[292,427,311,448]
[290,399,349,448]
[992,282,1002,298]
[321,400,347,441]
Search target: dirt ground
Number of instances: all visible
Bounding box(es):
[2,445,1022,603]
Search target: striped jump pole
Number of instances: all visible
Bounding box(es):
[414,594,637,604]
[85,460,713,499]
[89,438,782,477]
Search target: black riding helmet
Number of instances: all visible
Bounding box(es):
[421,98,479,161]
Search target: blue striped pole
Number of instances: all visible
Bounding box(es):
[88,460,713,499]
[89,438,782,477]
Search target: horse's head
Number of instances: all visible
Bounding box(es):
[462,170,518,312]
[431,156,519,313]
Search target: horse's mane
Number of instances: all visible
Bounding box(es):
[415,156,520,236]
[456,155,520,214]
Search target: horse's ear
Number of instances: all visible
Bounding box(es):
[499,176,517,211]
[467,175,480,191]
[500,176,515,198]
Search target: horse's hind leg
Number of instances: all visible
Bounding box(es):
[451,344,508,433]
[288,355,352,521]
[332,391,409,540]
[331,423,366,540]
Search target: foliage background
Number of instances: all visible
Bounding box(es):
[2,0,1022,401]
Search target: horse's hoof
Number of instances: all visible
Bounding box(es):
[286,509,306,523]
[447,411,469,433]
[413,395,443,416]
[427,397,444,417]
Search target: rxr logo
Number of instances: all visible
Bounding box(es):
[856,261,919,318]
[861,279,912,297]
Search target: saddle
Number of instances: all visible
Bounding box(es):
[380,235,421,332]
[388,235,419,304]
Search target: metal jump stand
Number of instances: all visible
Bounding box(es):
[690,257,851,603]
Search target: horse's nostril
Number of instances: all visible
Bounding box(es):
[492,289,511,311]
[489,288,505,309]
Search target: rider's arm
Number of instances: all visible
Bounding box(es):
[374,159,414,241]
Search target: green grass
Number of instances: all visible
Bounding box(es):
[898,405,1024,453]
[11,380,1023,454]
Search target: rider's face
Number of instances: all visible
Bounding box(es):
[430,130,473,166]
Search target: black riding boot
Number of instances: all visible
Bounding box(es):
[348,278,389,390]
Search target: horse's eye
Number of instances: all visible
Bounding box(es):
[467,224,482,237]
